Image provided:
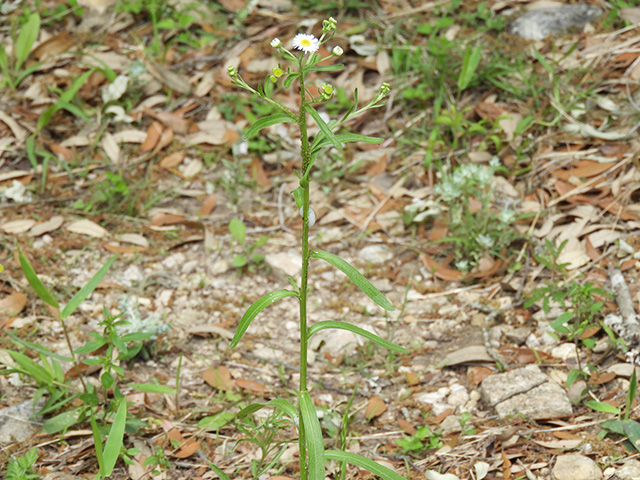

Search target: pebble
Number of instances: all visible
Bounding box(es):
[358,244,393,265]
[0,399,45,444]
[265,251,302,278]
[552,454,602,480]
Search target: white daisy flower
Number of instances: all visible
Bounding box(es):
[292,33,319,54]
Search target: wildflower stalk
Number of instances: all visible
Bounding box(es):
[228,22,407,480]
[297,55,311,480]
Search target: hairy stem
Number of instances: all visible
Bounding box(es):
[297,61,312,480]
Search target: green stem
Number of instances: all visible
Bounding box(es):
[297,60,312,480]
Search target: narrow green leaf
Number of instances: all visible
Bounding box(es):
[208,463,232,480]
[627,369,638,420]
[15,13,40,72]
[198,411,234,430]
[308,321,407,353]
[90,410,105,476]
[61,255,116,318]
[43,407,84,433]
[533,48,554,76]
[304,105,341,150]
[299,392,324,480]
[584,400,620,415]
[237,398,299,426]
[102,399,128,476]
[325,450,406,480]
[309,63,345,72]
[312,133,383,153]
[243,114,295,140]
[310,250,394,311]
[284,72,299,88]
[37,69,94,131]
[230,289,299,349]
[457,45,482,91]
[18,247,60,310]
[7,350,52,383]
[130,383,177,394]
[6,332,72,361]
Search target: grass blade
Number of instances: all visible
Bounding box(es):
[307,321,407,353]
[310,250,394,311]
[457,45,482,91]
[61,255,116,318]
[299,392,325,480]
[243,113,295,140]
[208,463,232,480]
[230,289,298,349]
[325,450,406,480]
[15,12,40,72]
[102,398,128,476]
[129,383,177,394]
[237,398,299,426]
[18,247,60,310]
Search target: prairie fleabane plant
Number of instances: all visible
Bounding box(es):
[226,19,408,480]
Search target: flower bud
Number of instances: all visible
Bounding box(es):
[271,38,282,48]
[323,17,337,33]
[227,65,238,78]
[332,46,343,56]
[379,82,390,96]
[272,67,283,78]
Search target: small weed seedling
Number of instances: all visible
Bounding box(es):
[229,218,269,272]
[5,249,176,479]
[589,369,640,453]
[405,158,519,272]
[4,448,39,480]
[0,11,41,90]
[225,19,409,480]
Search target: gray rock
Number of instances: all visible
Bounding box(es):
[0,398,45,444]
[480,365,572,420]
[567,380,588,404]
[510,5,603,40]
[505,327,530,345]
[266,251,302,277]
[552,454,602,480]
[358,244,393,265]
[617,460,640,480]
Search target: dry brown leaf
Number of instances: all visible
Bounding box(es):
[146,60,191,94]
[421,253,462,282]
[31,32,75,61]
[202,366,234,391]
[151,212,185,227]
[200,194,217,216]
[153,128,174,154]
[0,292,28,316]
[66,219,109,238]
[398,419,417,435]
[0,110,28,141]
[29,216,64,237]
[442,345,493,366]
[172,439,200,459]
[2,219,36,234]
[146,109,189,135]
[120,233,149,248]
[250,158,271,188]
[365,396,387,420]
[101,132,121,163]
[160,152,185,169]
[140,122,163,153]
[236,378,269,394]
[592,371,616,385]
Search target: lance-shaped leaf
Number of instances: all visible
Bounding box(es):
[299,392,325,479]
[243,114,296,140]
[102,398,128,477]
[237,398,299,426]
[308,321,407,354]
[18,247,60,310]
[304,105,341,150]
[230,289,299,349]
[310,250,394,311]
[61,255,116,319]
[309,64,345,72]
[325,450,407,480]
[312,133,383,153]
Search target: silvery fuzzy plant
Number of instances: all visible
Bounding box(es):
[224,18,408,480]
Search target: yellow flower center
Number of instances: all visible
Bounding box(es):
[301,39,311,47]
